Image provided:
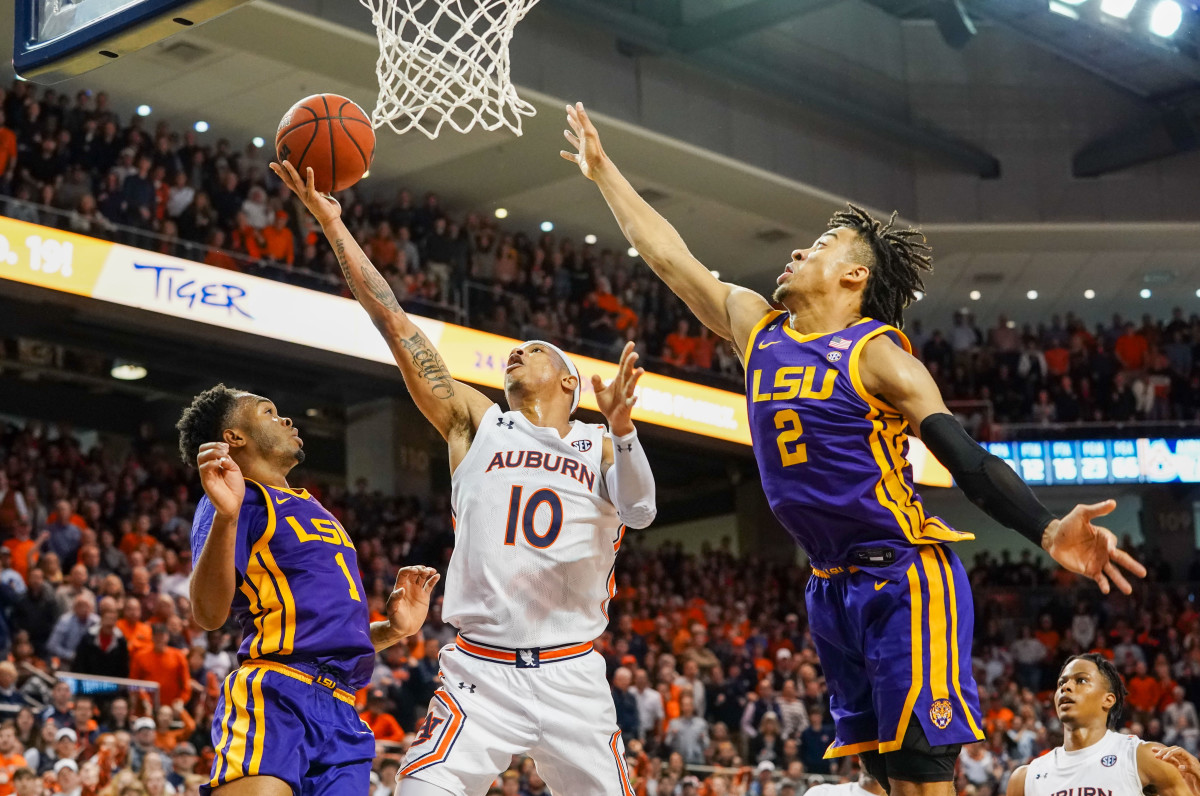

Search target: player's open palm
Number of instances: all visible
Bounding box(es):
[593,341,645,437]
[1042,499,1146,594]
[561,102,608,181]
[269,160,342,227]
[387,565,441,639]
[1156,746,1200,795]
[196,442,245,519]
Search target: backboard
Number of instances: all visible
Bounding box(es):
[14,0,253,83]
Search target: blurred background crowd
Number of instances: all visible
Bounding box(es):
[0,80,1198,796]
[0,79,1198,434]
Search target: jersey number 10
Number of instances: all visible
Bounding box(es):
[503,485,564,549]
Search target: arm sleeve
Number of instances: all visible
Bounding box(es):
[603,429,657,529]
[919,413,1056,546]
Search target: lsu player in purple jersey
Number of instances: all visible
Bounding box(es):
[178,386,440,796]
[563,102,1146,794]
[270,159,656,796]
[1009,654,1190,796]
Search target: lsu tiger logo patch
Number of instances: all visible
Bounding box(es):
[929,698,953,730]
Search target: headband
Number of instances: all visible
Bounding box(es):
[521,340,581,412]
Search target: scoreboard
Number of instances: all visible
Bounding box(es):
[984,438,1200,486]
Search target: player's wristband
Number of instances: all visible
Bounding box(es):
[919,413,1056,546]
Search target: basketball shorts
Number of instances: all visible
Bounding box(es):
[807,544,984,760]
[399,636,635,796]
[202,661,375,796]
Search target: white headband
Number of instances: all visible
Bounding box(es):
[521,340,581,412]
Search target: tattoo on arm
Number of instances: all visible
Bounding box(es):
[333,237,400,313]
[400,332,456,400]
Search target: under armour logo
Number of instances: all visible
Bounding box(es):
[615,443,634,453]
[457,682,476,693]
[497,417,514,429]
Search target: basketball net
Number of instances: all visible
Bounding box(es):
[358,0,542,139]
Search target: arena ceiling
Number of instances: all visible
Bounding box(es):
[3,0,1200,330]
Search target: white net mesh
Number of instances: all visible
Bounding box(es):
[358,0,542,139]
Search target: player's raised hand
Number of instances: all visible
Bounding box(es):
[269,160,342,227]
[1156,746,1200,795]
[593,341,645,437]
[386,565,441,640]
[195,442,245,520]
[561,102,608,181]
[1041,499,1146,595]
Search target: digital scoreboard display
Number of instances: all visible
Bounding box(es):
[983,438,1200,486]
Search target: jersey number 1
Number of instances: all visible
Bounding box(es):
[503,486,564,549]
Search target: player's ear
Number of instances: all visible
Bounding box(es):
[1101,690,1116,713]
[840,260,870,289]
[562,372,578,396]
[221,427,247,448]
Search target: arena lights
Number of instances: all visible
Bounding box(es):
[627,247,639,258]
[1101,0,1138,18]
[1084,289,1096,299]
[540,221,554,232]
[194,121,209,133]
[1027,290,1039,300]
[584,234,597,245]
[252,136,265,148]
[1150,0,1184,35]
[969,290,982,300]
[110,361,147,381]
[135,104,151,117]
[914,290,925,301]
[494,208,508,219]
[710,270,721,279]
[1141,288,1153,298]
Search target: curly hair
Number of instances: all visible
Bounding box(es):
[1063,652,1127,729]
[828,203,933,330]
[175,384,244,466]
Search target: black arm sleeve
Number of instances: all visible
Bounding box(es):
[919,413,1056,546]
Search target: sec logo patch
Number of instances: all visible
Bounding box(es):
[1101,755,1117,767]
[929,698,953,730]
[826,351,842,363]
[571,439,592,452]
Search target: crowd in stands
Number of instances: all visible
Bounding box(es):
[1,79,1198,431]
[0,409,1197,795]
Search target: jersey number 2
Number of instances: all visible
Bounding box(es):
[503,486,564,549]
[774,409,807,466]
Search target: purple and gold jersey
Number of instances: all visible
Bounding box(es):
[190,479,374,689]
[744,311,972,576]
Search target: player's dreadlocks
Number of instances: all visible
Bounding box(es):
[829,203,932,330]
[176,383,244,466]
[1064,653,1127,729]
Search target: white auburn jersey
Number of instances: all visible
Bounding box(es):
[806,784,880,796]
[1024,731,1144,796]
[442,404,623,649]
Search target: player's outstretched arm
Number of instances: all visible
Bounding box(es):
[562,102,770,355]
[189,442,244,630]
[595,342,656,529]
[1156,746,1200,796]
[1141,743,1196,796]
[859,335,1146,595]
[270,161,492,446]
[372,565,440,651]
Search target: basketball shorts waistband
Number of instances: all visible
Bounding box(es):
[810,565,860,579]
[240,660,357,705]
[454,634,593,668]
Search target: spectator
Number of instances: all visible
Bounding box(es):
[11,569,60,657]
[168,742,198,790]
[611,667,639,742]
[632,668,664,744]
[40,501,83,568]
[664,694,708,765]
[46,593,96,666]
[52,759,80,796]
[798,711,834,775]
[73,597,130,678]
[127,717,167,775]
[0,724,27,795]
[359,690,404,744]
[39,682,73,729]
[261,210,295,266]
[129,626,189,710]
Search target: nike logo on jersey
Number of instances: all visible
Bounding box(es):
[485,450,597,493]
[758,340,780,349]
[875,581,887,591]
[274,495,292,505]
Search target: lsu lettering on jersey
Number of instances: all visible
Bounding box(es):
[1024,732,1144,796]
[443,404,624,649]
[190,479,374,689]
[745,311,972,576]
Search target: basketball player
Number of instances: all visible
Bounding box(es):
[562,101,1146,794]
[1008,654,1189,796]
[179,386,440,796]
[805,764,885,796]
[1156,745,1200,795]
[270,160,657,796]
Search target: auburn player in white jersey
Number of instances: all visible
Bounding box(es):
[805,765,885,796]
[1009,654,1190,796]
[271,161,657,796]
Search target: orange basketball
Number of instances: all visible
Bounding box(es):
[275,94,375,194]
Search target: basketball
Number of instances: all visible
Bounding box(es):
[275,94,375,194]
